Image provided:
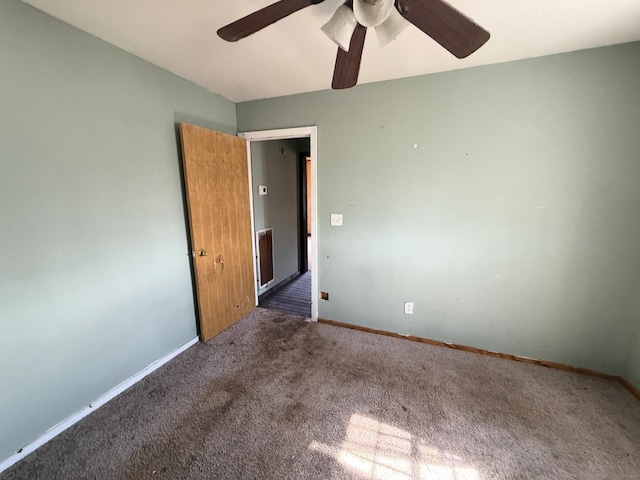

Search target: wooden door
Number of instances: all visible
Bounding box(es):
[298,154,310,274]
[180,124,255,342]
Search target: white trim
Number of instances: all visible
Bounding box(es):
[245,141,259,305]
[0,337,199,474]
[239,127,314,142]
[311,134,318,320]
[239,126,319,321]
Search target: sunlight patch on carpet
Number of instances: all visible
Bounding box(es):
[310,414,479,480]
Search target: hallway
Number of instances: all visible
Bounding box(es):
[259,270,311,318]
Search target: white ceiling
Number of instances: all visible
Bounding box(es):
[21,0,640,103]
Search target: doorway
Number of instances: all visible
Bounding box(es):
[239,127,318,321]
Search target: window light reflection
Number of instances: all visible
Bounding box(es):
[309,414,480,480]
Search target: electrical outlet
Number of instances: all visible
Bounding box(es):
[330,214,343,226]
[404,302,414,315]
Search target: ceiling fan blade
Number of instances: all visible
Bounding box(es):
[218,0,325,42]
[397,0,490,58]
[332,23,367,90]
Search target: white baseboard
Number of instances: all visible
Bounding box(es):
[0,337,199,474]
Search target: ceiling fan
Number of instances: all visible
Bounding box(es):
[217,0,490,90]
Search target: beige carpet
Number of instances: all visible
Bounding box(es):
[3,307,640,479]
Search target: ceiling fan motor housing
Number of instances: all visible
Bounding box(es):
[354,0,396,27]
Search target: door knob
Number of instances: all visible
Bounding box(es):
[197,249,208,257]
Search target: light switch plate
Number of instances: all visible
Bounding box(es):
[331,214,343,226]
[258,185,267,196]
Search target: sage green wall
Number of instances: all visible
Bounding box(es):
[0,0,236,461]
[627,311,640,389]
[238,42,640,377]
[251,139,302,295]
[628,334,640,390]
[625,291,640,390]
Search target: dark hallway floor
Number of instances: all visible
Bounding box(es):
[259,270,311,318]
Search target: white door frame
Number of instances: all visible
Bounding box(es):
[239,126,319,321]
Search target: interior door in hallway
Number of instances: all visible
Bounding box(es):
[180,124,256,342]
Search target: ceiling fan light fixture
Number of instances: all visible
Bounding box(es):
[218,0,491,91]
[353,0,395,28]
[375,6,410,48]
[321,4,358,52]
